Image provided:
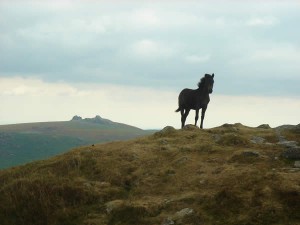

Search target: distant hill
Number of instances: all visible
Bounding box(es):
[0,115,154,169]
[0,123,299,225]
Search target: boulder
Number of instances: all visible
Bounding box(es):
[161,126,176,133]
[294,161,300,168]
[183,124,199,130]
[154,126,176,137]
[282,146,300,160]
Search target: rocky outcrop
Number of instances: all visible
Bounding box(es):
[84,115,113,124]
[257,124,271,129]
[281,145,300,160]
[276,126,300,160]
[71,115,114,125]
[71,115,82,121]
[250,136,266,144]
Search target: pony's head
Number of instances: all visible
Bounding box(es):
[198,73,215,93]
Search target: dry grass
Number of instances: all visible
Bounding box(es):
[0,123,299,225]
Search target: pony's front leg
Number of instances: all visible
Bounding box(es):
[200,106,207,129]
[195,109,199,127]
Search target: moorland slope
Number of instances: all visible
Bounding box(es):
[0,115,153,169]
[0,123,299,225]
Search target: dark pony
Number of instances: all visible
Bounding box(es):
[175,73,215,129]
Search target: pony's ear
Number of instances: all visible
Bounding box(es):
[212,73,214,78]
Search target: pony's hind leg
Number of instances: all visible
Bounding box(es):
[181,109,190,128]
[180,109,185,128]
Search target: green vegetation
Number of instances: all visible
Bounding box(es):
[0,123,299,225]
[0,132,87,169]
[0,117,154,169]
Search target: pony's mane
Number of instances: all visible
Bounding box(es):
[197,74,210,88]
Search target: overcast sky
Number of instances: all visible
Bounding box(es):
[0,0,299,129]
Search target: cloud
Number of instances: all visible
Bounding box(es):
[184,54,211,64]
[130,9,160,28]
[246,16,279,26]
[116,7,200,31]
[250,45,300,62]
[16,17,108,49]
[0,0,299,98]
[130,39,175,60]
[0,77,90,97]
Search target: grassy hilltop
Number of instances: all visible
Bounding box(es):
[0,123,299,225]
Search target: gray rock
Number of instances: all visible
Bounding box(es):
[278,137,300,160]
[162,218,174,225]
[242,151,260,157]
[162,126,176,132]
[279,140,298,148]
[276,129,300,159]
[71,115,82,121]
[173,208,194,220]
[251,136,265,144]
[294,161,300,168]
[265,142,275,146]
[155,126,176,137]
[282,146,300,160]
[162,208,195,225]
[84,115,113,124]
[183,124,199,130]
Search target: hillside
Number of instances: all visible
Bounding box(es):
[0,123,299,225]
[0,115,154,169]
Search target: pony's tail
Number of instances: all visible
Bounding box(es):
[175,108,181,113]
